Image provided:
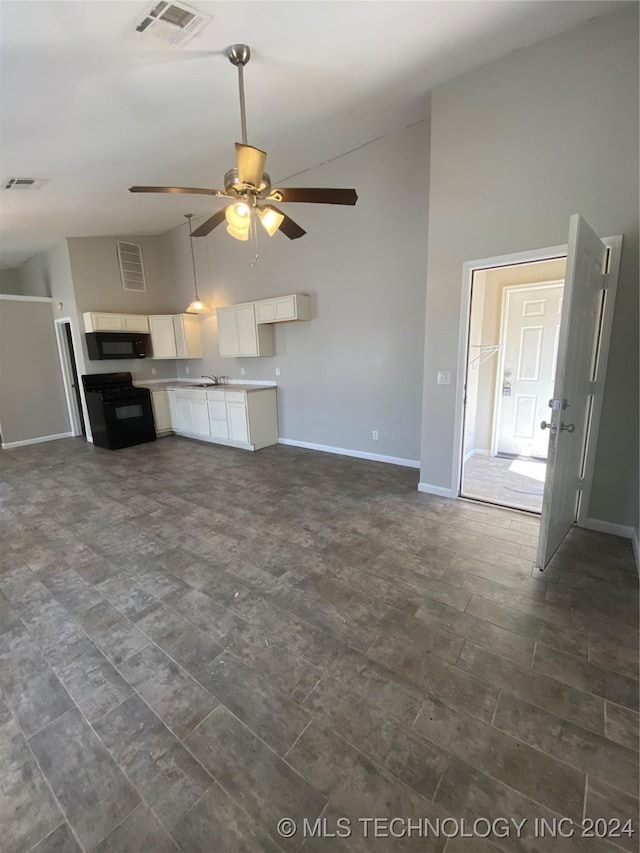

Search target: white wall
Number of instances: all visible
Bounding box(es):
[161,120,430,463]
[421,6,639,528]
[0,269,22,295]
[0,297,71,446]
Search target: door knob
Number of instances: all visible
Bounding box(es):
[559,422,575,433]
[540,421,557,433]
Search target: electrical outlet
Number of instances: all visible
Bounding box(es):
[185,366,190,375]
[372,430,379,441]
[240,367,245,376]
[275,367,281,377]
[151,368,157,376]
[437,371,451,385]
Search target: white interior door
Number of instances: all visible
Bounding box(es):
[497,284,563,458]
[537,215,608,570]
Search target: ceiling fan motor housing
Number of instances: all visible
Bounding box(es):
[224,168,271,196]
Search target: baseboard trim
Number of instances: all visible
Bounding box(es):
[417,481,457,499]
[2,431,74,450]
[278,438,420,469]
[583,517,634,539]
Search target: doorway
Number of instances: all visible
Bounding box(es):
[460,259,566,512]
[55,318,86,436]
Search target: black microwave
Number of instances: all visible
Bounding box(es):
[86,331,150,360]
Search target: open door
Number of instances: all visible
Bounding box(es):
[536,215,609,570]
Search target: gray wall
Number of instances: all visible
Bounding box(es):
[160,120,430,462]
[421,5,639,528]
[0,269,23,295]
[0,297,70,445]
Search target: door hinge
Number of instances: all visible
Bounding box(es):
[585,380,597,395]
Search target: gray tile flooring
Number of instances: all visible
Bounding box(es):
[1,435,638,852]
[462,454,546,512]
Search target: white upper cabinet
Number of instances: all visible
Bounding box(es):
[149,314,202,359]
[83,312,149,333]
[255,294,311,324]
[148,315,177,358]
[216,303,274,358]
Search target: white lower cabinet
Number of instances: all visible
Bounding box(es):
[151,390,172,436]
[167,387,277,450]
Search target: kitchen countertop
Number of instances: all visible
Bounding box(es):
[136,381,276,394]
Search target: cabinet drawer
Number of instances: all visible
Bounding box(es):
[224,391,246,403]
[175,390,207,401]
[206,389,226,401]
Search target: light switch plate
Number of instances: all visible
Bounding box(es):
[437,371,451,385]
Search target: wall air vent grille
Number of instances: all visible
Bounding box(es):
[134,1,212,47]
[3,177,48,190]
[117,242,147,292]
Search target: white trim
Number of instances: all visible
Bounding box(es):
[418,481,456,498]
[278,438,420,469]
[583,517,634,540]
[2,432,73,449]
[54,318,82,436]
[575,235,622,527]
[0,294,53,303]
[632,528,639,573]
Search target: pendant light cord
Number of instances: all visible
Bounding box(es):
[186,214,200,300]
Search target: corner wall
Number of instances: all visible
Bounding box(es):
[421,6,639,528]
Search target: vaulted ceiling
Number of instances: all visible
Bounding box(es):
[0,0,628,268]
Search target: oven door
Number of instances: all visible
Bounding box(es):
[102,396,155,447]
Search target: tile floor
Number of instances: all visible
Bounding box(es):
[0,436,638,853]
[461,454,546,513]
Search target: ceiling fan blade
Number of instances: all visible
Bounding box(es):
[235,143,267,186]
[191,208,228,237]
[129,186,229,197]
[267,187,358,205]
[263,204,306,240]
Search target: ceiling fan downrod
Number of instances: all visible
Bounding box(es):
[226,44,251,146]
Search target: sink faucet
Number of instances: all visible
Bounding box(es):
[202,374,218,385]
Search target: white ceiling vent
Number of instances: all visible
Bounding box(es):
[134,1,212,47]
[3,177,48,191]
[117,242,147,293]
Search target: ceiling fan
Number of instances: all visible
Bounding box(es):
[129,44,358,241]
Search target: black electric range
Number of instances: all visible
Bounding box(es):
[82,372,156,450]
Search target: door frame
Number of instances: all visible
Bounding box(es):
[490,280,565,459]
[452,236,622,526]
[54,317,87,437]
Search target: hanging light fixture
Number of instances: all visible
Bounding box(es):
[184,214,209,313]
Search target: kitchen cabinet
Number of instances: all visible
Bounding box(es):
[255,294,311,324]
[149,314,203,359]
[150,390,172,436]
[173,389,211,438]
[216,304,274,358]
[83,312,149,333]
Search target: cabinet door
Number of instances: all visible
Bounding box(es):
[149,316,177,359]
[227,402,249,443]
[93,313,123,331]
[217,307,238,357]
[208,402,229,439]
[274,296,296,321]
[174,314,203,359]
[151,391,171,433]
[192,399,211,437]
[236,304,258,355]
[175,398,193,433]
[122,315,150,333]
[255,300,276,323]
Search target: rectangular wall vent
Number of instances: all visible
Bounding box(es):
[3,177,48,190]
[117,242,147,292]
[135,1,212,47]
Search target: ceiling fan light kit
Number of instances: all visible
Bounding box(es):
[129,44,358,243]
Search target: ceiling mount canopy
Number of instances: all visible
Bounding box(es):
[129,44,358,242]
